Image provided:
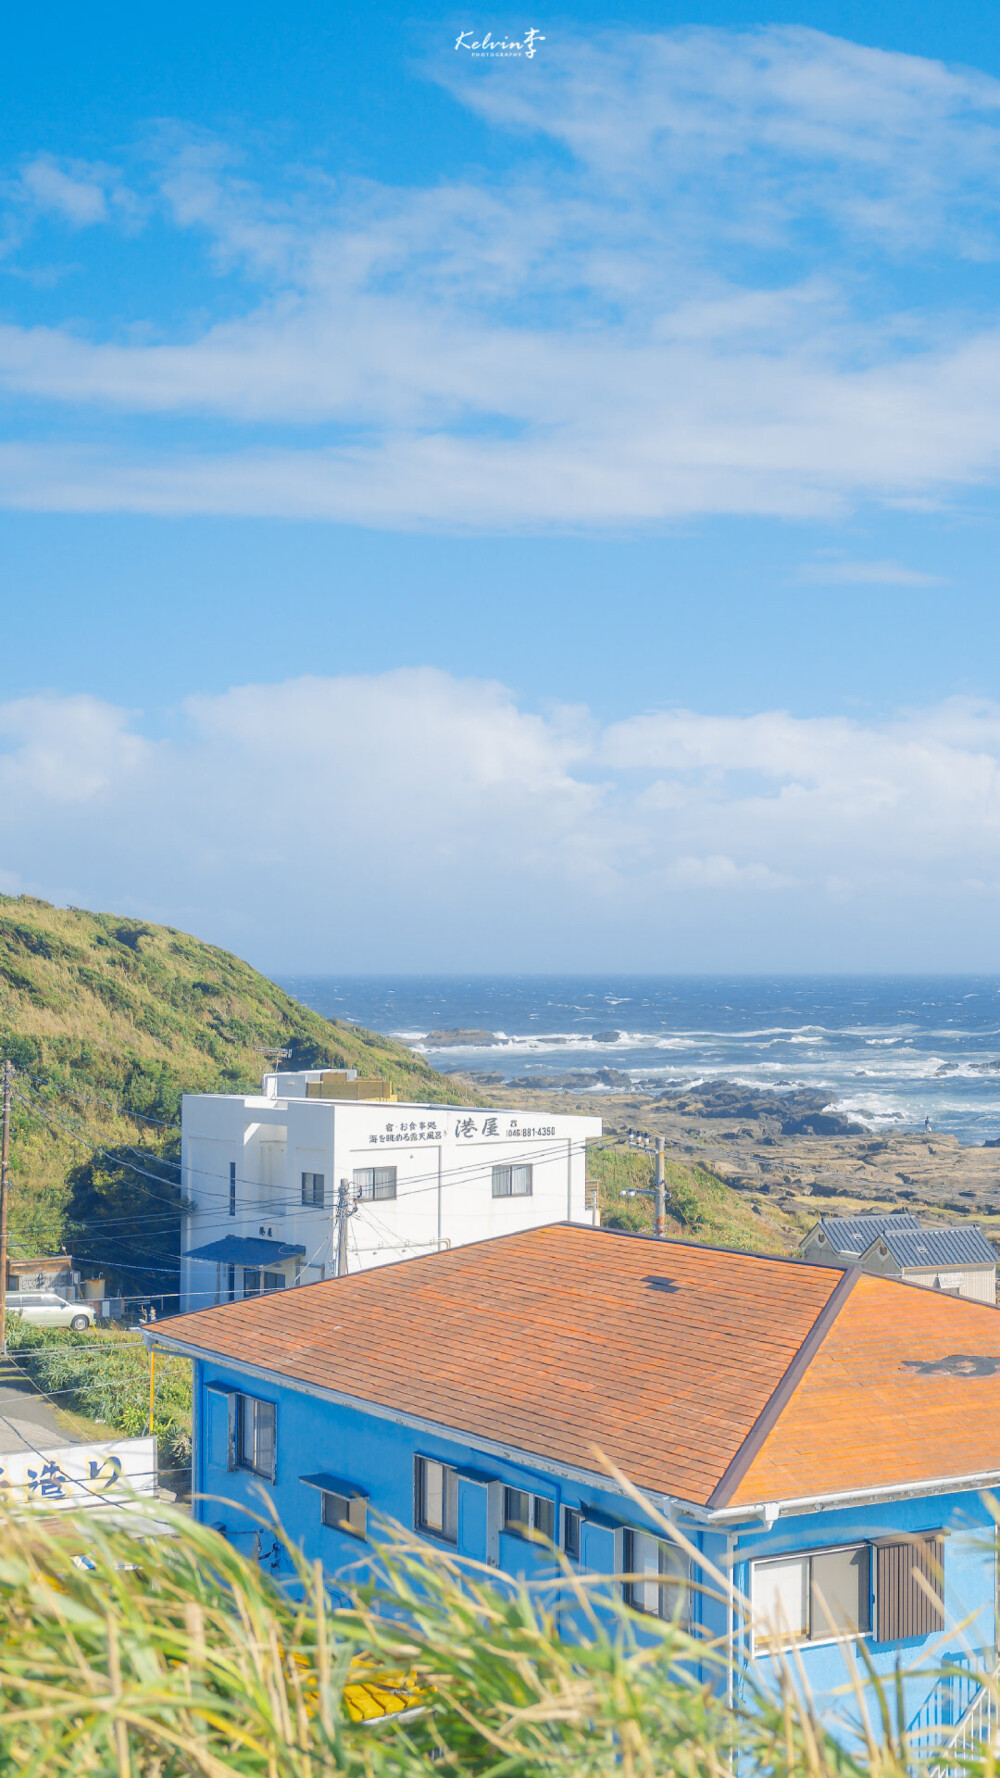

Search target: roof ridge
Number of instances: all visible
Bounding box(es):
[706,1266,863,1510]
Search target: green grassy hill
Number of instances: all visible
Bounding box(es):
[0,895,463,1290]
[587,1142,803,1253]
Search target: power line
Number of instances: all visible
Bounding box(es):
[15,1066,178,1128]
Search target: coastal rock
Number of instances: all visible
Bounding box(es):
[421,1029,499,1047]
[591,1029,621,1043]
[780,1111,868,1137]
[508,1067,633,1090]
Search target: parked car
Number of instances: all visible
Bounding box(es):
[7,1292,95,1331]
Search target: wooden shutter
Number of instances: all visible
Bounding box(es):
[875,1535,945,1640]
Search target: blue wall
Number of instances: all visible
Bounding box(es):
[191,1357,997,1745]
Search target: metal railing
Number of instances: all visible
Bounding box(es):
[926,1667,1000,1778]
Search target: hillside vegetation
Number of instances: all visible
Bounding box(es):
[0,895,463,1287]
[588,1142,801,1253]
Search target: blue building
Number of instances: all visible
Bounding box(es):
[150,1224,1000,1755]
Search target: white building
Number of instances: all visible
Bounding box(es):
[179,1069,602,1312]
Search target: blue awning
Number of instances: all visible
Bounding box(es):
[183,1236,306,1266]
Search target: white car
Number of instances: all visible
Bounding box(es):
[8,1292,95,1331]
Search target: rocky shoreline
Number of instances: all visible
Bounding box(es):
[443,1072,1000,1232]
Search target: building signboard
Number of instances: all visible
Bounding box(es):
[0,1436,157,1508]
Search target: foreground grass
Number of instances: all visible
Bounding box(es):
[0,1498,919,1778]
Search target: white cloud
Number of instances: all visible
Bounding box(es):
[796,557,948,586]
[3,29,1000,522]
[14,156,139,229]
[5,673,1000,967]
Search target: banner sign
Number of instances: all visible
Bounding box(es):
[0,1436,157,1508]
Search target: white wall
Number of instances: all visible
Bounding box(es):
[179,1094,601,1311]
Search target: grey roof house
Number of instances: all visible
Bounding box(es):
[859,1223,997,1303]
[799,1210,996,1303]
[798,1212,920,1263]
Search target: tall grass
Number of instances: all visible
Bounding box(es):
[0,1496,919,1778]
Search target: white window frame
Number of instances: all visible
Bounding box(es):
[492,1164,533,1199]
[750,1542,871,1655]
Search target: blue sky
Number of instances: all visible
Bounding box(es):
[4,0,1000,972]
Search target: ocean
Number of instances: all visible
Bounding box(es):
[276,975,1000,1147]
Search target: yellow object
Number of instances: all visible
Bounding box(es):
[292,1649,430,1726]
[342,1663,430,1724]
[148,1348,155,1434]
[306,1072,397,1103]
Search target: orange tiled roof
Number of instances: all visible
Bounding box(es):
[160,1224,1000,1509]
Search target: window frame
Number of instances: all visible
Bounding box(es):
[234,1392,277,1482]
[503,1486,556,1545]
[624,1528,689,1622]
[491,1163,533,1199]
[414,1455,459,1544]
[229,1160,237,1218]
[320,1489,368,1540]
[354,1166,398,1202]
[750,1542,872,1655]
[301,1171,325,1208]
[562,1506,582,1561]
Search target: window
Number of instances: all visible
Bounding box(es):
[354,1166,397,1201]
[301,1171,325,1208]
[243,1269,261,1298]
[492,1164,533,1199]
[226,1265,236,1302]
[229,1160,237,1218]
[625,1530,688,1620]
[563,1508,582,1561]
[262,1272,286,1292]
[321,1489,367,1540]
[503,1487,556,1543]
[875,1536,944,1640]
[415,1457,458,1542]
[752,1545,870,1652]
[236,1394,276,1481]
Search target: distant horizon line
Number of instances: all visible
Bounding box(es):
[270,969,1000,981]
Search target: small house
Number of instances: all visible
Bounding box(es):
[152,1224,1000,1759]
[798,1211,920,1265]
[859,1223,997,1302]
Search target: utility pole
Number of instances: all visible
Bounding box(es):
[626,1125,669,1239]
[336,1178,350,1278]
[261,1047,291,1088]
[1,1060,12,1359]
[654,1136,666,1240]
